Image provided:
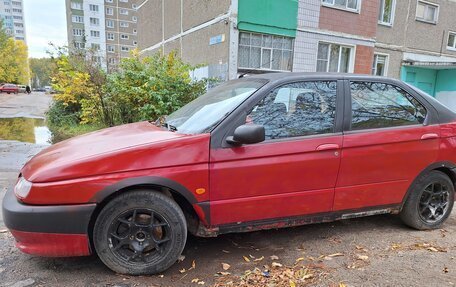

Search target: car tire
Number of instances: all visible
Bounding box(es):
[93,190,187,275]
[400,170,454,230]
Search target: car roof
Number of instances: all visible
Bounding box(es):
[246,72,393,82]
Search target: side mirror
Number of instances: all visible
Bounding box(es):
[226,124,265,146]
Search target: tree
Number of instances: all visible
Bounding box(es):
[106,50,208,124]
[0,38,29,84]
[29,58,55,88]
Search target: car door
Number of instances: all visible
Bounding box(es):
[209,80,344,226]
[334,80,440,211]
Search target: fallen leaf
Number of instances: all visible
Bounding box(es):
[179,268,186,273]
[295,257,305,263]
[327,253,344,257]
[243,256,251,262]
[339,283,347,287]
[391,243,402,250]
[356,254,369,261]
[191,278,199,283]
[249,254,255,259]
[443,267,449,273]
[222,263,231,270]
[197,281,205,285]
[216,271,231,276]
[222,250,230,254]
[271,262,283,268]
[254,256,264,262]
[270,255,279,260]
[158,275,164,278]
[290,280,296,287]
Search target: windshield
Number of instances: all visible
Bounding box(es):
[166,79,266,134]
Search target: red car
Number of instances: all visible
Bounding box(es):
[3,73,456,275]
[0,84,19,94]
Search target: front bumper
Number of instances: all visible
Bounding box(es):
[2,187,96,257]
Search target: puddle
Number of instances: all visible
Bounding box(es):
[0,117,52,145]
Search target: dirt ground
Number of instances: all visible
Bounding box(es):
[1,93,455,286]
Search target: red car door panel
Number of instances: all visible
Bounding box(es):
[209,80,342,226]
[334,81,439,211]
[210,135,342,225]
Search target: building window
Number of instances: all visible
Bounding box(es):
[107,45,115,53]
[120,21,129,28]
[372,54,388,76]
[91,43,100,50]
[448,32,456,50]
[106,20,115,28]
[72,15,84,23]
[74,42,85,49]
[321,0,360,12]
[92,56,101,64]
[106,7,113,15]
[120,9,128,15]
[119,0,128,2]
[4,8,10,12]
[121,46,130,52]
[133,41,137,46]
[12,0,20,5]
[133,29,137,34]
[317,42,353,73]
[90,30,100,38]
[106,0,113,3]
[12,8,21,12]
[132,16,137,22]
[378,0,395,26]
[90,17,100,26]
[108,58,117,64]
[416,1,439,24]
[72,28,84,36]
[107,32,115,40]
[120,34,129,40]
[12,15,21,19]
[70,1,82,10]
[89,4,99,12]
[238,32,293,71]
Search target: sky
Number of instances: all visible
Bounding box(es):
[24,0,68,58]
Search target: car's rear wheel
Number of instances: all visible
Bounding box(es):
[93,190,187,275]
[401,170,454,230]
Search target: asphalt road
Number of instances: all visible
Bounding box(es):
[0,92,455,286]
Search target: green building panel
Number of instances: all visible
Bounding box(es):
[237,0,298,38]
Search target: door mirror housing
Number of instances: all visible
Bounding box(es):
[226,124,265,146]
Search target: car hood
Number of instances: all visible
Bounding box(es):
[21,121,210,182]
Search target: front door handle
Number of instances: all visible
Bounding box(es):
[316,143,340,151]
[421,133,439,140]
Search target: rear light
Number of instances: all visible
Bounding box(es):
[14,177,32,199]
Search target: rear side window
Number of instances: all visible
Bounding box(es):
[350,82,427,130]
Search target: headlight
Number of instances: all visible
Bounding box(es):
[14,177,32,199]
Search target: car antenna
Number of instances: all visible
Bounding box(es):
[238,58,276,79]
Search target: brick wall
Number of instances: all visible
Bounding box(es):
[319,0,379,38]
[354,45,374,74]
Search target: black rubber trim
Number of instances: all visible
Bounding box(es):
[90,176,198,205]
[2,187,96,234]
[214,204,401,236]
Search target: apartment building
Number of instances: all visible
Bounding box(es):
[0,0,26,42]
[137,0,380,81]
[66,0,140,71]
[375,0,456,110]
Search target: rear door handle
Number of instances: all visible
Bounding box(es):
[421,133,439,140]
[316,143,340,151]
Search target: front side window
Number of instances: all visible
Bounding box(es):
[247,81,337,140]
[378,0,395,25]
[322,0,360,11]
[238,32,293,71]
[89,4,99,12]
[90,17,100,26]
[416,1,438,24]
[107,20,114,28]
[317,42,352,73]
[350,82,427,130]
[447,32,456,50]
[166,79,266,134]
[372,54,388,76]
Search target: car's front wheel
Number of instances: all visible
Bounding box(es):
[93,190,187,275]
[401,170,454,230]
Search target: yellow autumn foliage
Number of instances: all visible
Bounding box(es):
[0,38,29,84]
